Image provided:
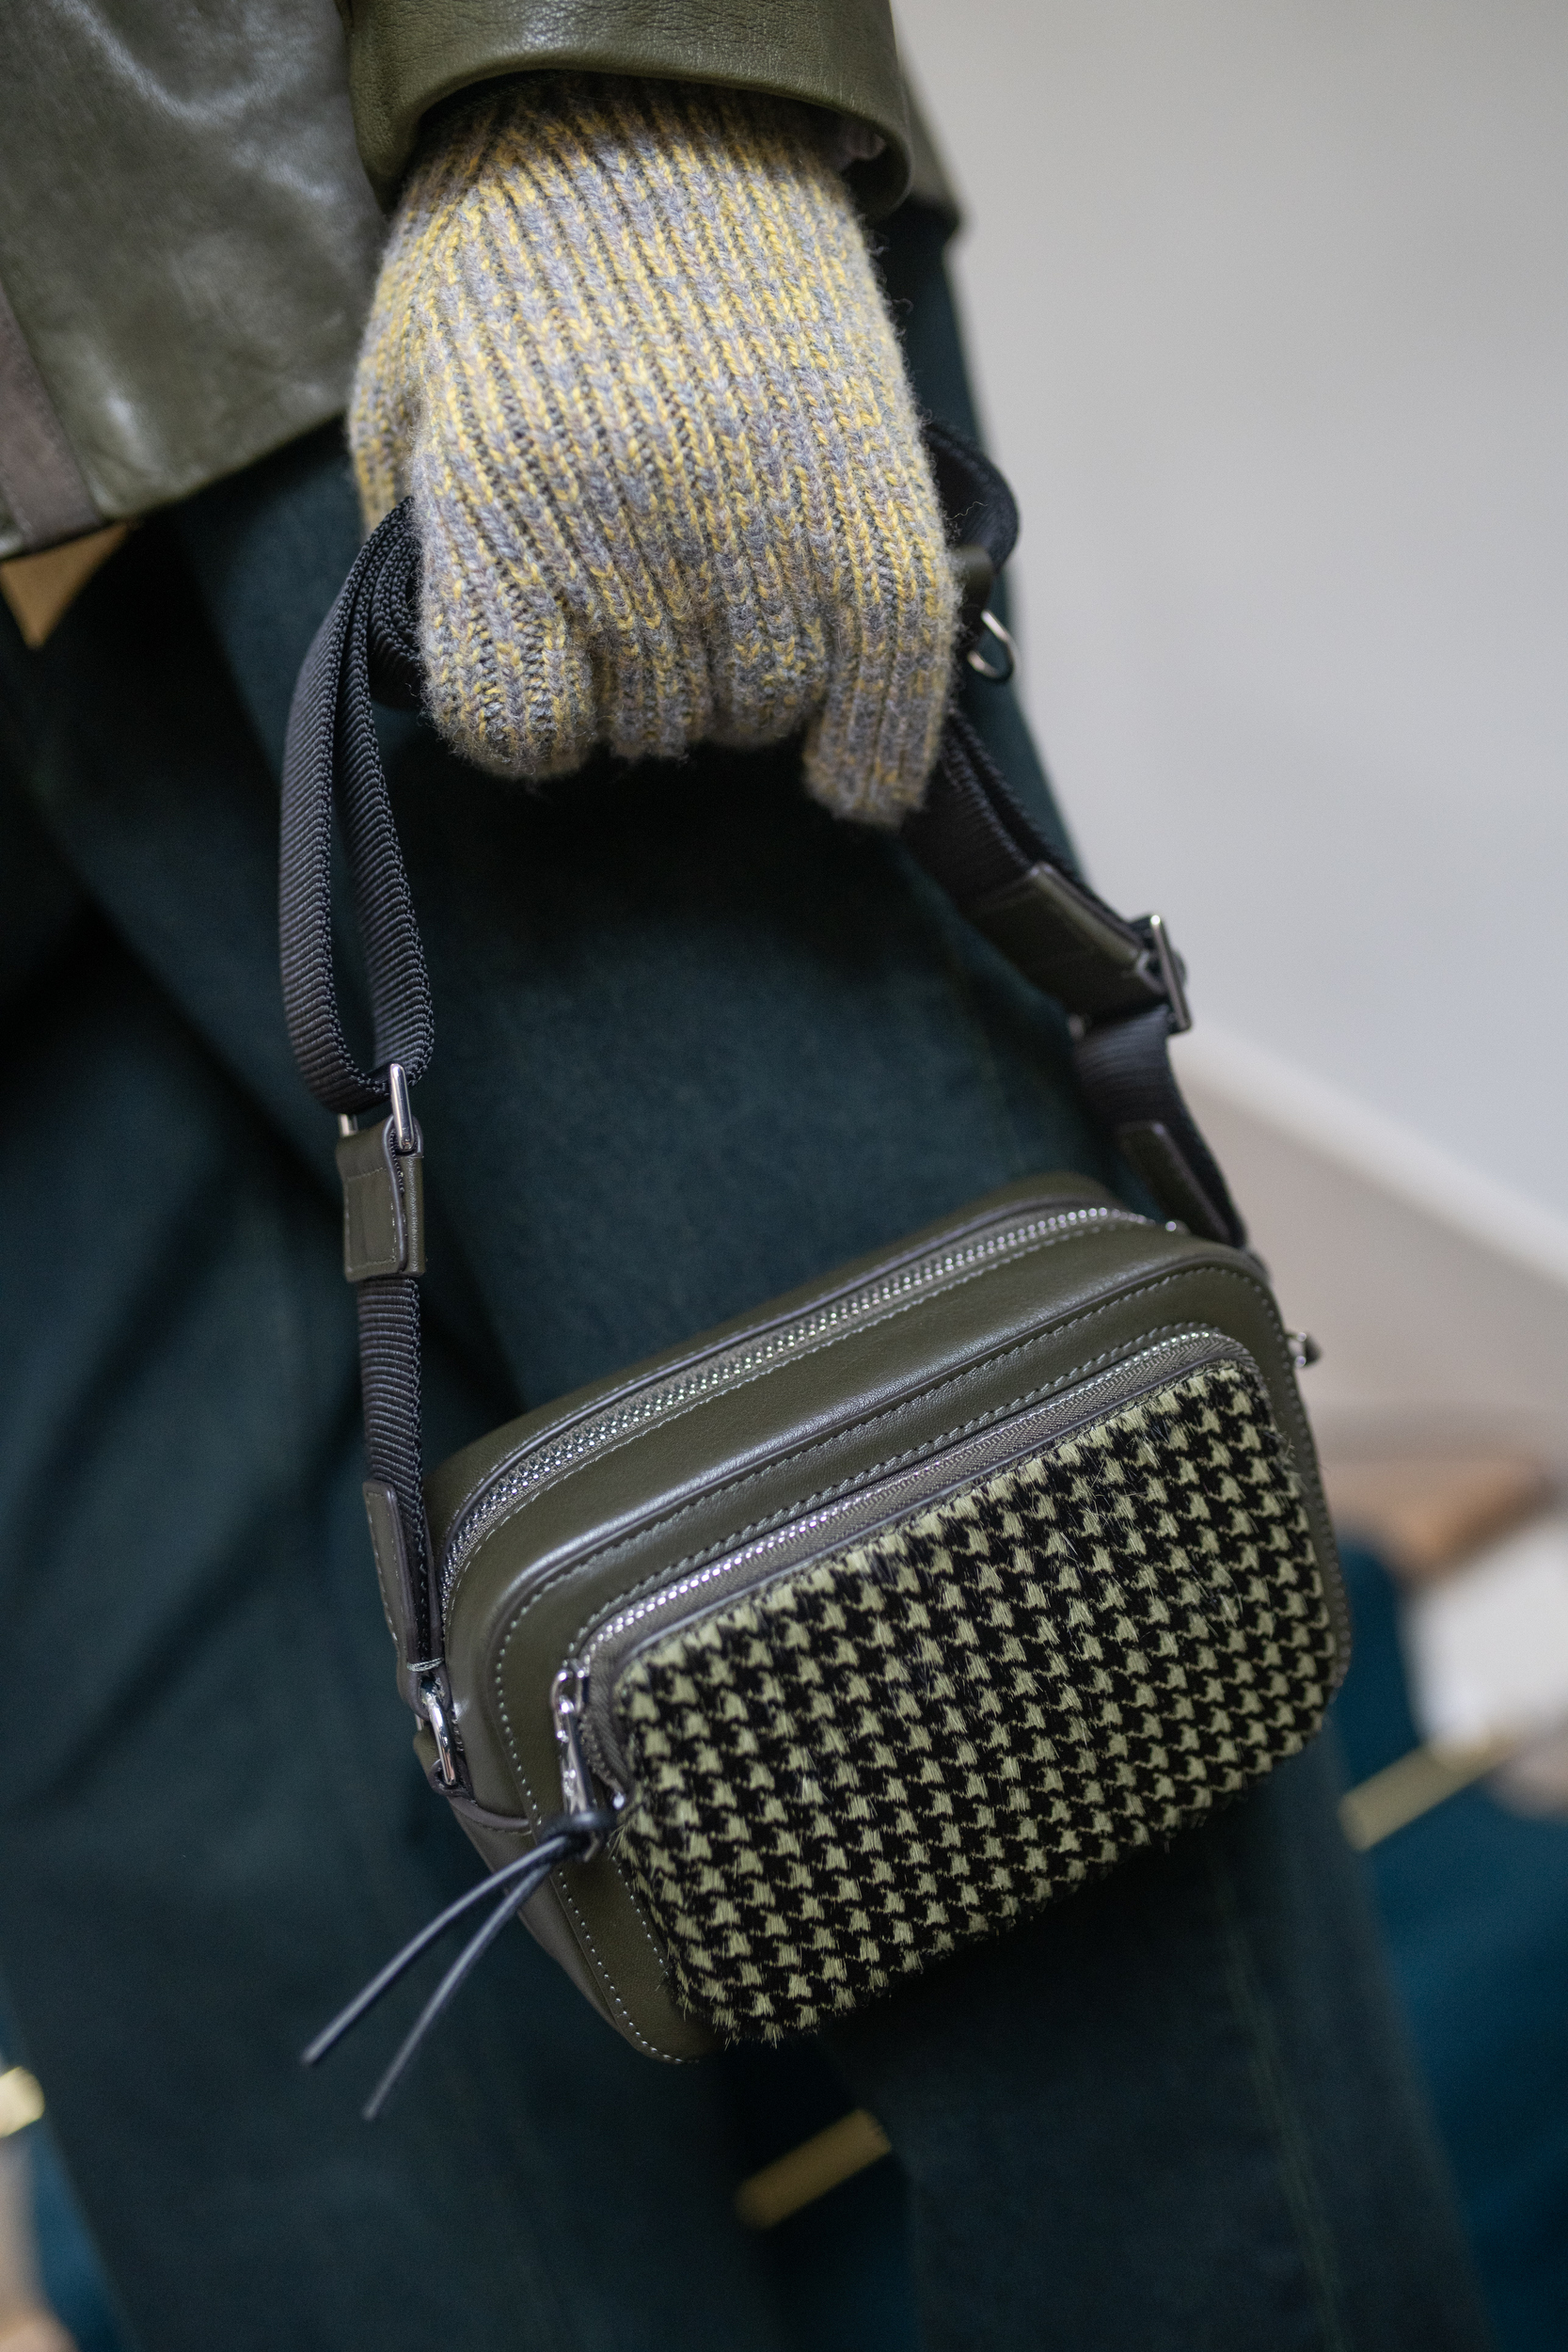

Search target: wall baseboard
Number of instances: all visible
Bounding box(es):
[1173,1025,1568,1477]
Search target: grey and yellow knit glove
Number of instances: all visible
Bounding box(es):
[350,76,958,823]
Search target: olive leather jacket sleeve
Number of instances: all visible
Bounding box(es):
[0,0,939,565]
[344,0,912,212]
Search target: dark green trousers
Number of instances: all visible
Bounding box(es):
[0,211,1490,2352]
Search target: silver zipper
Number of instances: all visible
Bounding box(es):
[559,1325,1256,1810]
[437,1201,1145,1621]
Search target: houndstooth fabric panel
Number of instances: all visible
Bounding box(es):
[612,1359,1337,2039]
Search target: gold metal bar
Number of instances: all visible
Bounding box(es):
[1338,1737,1515,1851]
[0,525,129,648]
[0,2067,44,2140]
[735,2108,892,2230]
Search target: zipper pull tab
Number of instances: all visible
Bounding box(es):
[551,1661,597,1817]
[418,1668,459,1789]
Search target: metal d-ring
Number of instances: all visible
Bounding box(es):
[965,610,1017,684]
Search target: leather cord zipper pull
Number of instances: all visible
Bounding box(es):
[302,1809,613,2119]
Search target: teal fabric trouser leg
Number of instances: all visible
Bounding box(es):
[0,210,1490,2351]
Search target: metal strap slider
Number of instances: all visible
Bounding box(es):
[337,1062,425,1280]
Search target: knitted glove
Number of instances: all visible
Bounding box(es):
[350,76,957,823]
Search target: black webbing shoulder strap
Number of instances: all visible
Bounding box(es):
[278,432,1246,1783]
[280,505,432,1112]
[912,422,1244,1249]
[280,507,450,1768]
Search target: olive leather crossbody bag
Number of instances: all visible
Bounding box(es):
[281,430,1346,2113]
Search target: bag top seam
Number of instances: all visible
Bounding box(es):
[431,1188,1111,1544]
[441,1215,1139,1625]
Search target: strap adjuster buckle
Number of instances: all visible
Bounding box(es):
[336,1061,425,1280]
[1137,913,1193,1035]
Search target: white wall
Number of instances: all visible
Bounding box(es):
[896,0,1568,1221]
